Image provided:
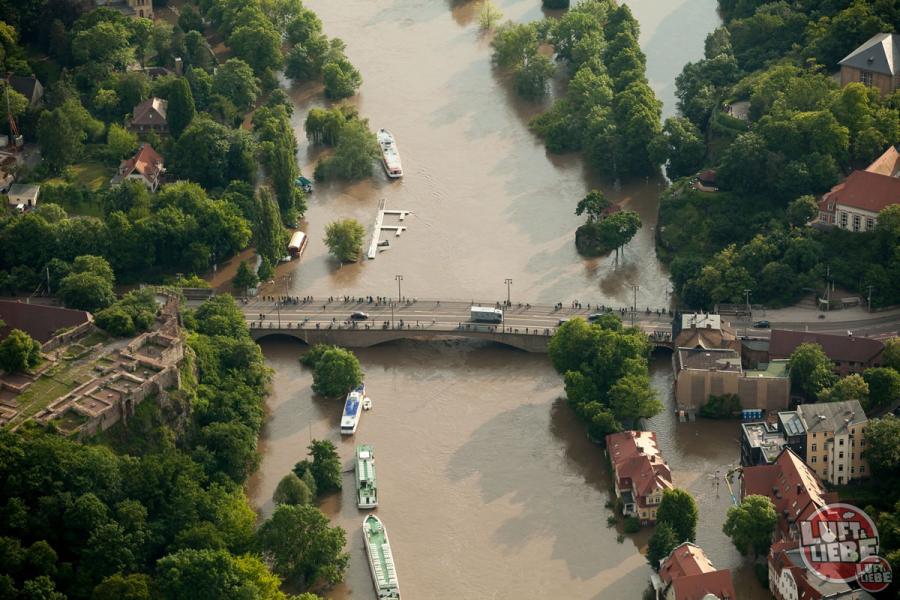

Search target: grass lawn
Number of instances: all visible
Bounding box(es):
[6,355,100,429]
[46,162,112,192]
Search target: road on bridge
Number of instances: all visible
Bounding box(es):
[238,297,674,337]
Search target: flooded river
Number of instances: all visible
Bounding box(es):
[246,1,770,598]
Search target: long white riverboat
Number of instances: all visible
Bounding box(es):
[340,383,366,435]
[363,514,400,599]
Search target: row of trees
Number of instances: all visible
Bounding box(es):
[659,181,900,309]
[493,1,662,179]
[548,315,661,440]
[787,340,900,412]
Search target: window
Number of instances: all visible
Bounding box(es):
[839,439,844,446]
[812,444,817,452]
[851,467,855,473]
[861,466,865,474]
[861,71,874,86]
[852,453,855,459]
[839,451,844,459]
[839,464,844,472]
[812,456,817,463]
[866,218,874,231]
[853,215,861,231]
[813,432,817,438]
[861,439,866,447]
[838,476,844,484]
[840,212,848,228]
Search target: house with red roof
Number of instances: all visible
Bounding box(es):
[128,97,168,135]
[651,542,736,600]
[768,329,884,377]
[740,447,837,541]
[111,143,165,192]
[817,146,900,231]
[768,539,875,600]
[606,430,673,524]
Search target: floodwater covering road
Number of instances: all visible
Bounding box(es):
[247,1,770,598]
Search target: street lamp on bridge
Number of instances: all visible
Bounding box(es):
[504,278,512,307]
[395,274,403,302]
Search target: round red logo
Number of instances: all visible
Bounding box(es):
[799,503,880,583]
[856,555,893,593]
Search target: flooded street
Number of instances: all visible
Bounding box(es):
[246,2,770,598]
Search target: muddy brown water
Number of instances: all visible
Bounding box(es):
[247,1,769,598]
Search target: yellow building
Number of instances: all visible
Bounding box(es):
[796,401,869,486]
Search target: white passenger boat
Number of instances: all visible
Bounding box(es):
[340,383,366,435]
[363,515,400,599]
[377,129,403,178]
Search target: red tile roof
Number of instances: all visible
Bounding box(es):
[660,543,736,600]
[769,330,884,364]
[131,97,168,127]
[671,571,736,600]
[0,301,91,343]
[119,143,164,182]
[821,170,900,215]
[607,431,673,502]
[741,448,835,539]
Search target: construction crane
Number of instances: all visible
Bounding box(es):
[4,73,23,151]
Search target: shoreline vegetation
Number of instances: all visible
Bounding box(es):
[657,0,900,311]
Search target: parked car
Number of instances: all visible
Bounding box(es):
[557,318,570,326]
[753,320,770,328]
[587,313,604,323]
[350,312,369,321]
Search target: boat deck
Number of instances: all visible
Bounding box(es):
[365,517,398,588]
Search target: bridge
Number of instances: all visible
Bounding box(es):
[242,297,675,353]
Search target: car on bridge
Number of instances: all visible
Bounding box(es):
[587,313,604,323]
[752,320,770,328]
[350,312,370,321]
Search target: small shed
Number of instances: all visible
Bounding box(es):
[6,183,40,208]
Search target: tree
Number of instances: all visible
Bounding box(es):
[596,210,641,258]
[177,4,203,32]
[173,116,256,189]
[273,473,312,506]
[650,117,705,180]
[37,106,85,172]
[788,343,838,399]
[863,368,900,412]
[255,504,349,588]
[656,488,699,543]
[0,329,42,373]
[723,495,778,557]
[212,59,260,112]
[787,195,819,228]
[284,34,329,82]
[478,1,503,31]
[864,415,900,477]
[253,188,289,265]
[608,374,661,423]
[167,77,195,138]
[576,190,612,223]
[324,219,365,263]
[322,55,362,100]
[646,521,678,570]
[229,23,283,74]
[514,54,555,100]
[310,346,362,397]
[883,338,900,371]
[58,272,116,312]
[155,549,288,600]
[307,439,342,494]
[818,374,869,404]
[106,124,138,163]
[491,22,538,70]
[92,573,152,600]
[315,120,377,181]
[232,261,258,294]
